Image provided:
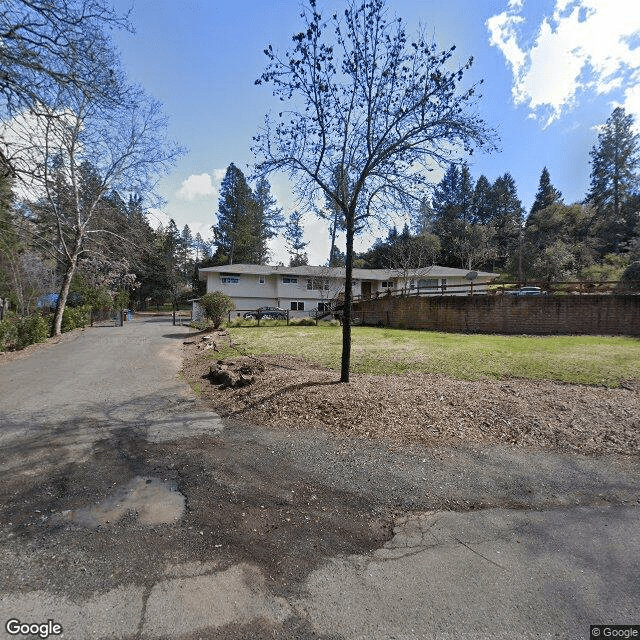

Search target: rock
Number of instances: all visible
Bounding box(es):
[236,374,254,387]
[208,367,235,389]
[206,359,261,389]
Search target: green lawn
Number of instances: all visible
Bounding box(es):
[223,325,640,387]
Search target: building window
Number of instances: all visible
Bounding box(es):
[258,276,265,284]
[307,278,329,290]
[282,276,298,284]
[290,301,305,311]
[381,281,393,288]
[317,302,330,312]
[417,278,438,288]
[220,276,239,285]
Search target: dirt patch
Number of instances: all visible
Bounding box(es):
[182,341,639,457]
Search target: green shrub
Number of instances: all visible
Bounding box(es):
[60,305,91,333]
[580,253,630,282]
[0,315,18,351]
[16,312,49,349]
[112,289,130,310]
[617,261,640,292]
[200,291,235,329]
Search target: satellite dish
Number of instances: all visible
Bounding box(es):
[465,271,478,281]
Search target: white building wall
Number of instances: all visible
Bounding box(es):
[205,268,495,316]
[206,272,345,317]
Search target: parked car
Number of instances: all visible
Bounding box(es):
[243,306,287,320]
[507,286,544,296]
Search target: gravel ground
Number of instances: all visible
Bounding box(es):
[182,330,640,457]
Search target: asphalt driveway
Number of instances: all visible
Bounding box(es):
[0,316,638,639]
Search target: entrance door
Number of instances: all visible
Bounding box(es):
[361,281,372,298]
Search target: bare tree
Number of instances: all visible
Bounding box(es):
[254,0,495,381]
[0,0,131,119]
[4,83,181,335]
[452,222,496,271]
[387,232,440,293]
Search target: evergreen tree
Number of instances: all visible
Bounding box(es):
[329,246,346,267]
[412,197,435,235]
[432,165,462,221]
[587,107,640,253]
[522,203,594,282]
[181,224,193,252]
[0,168,19,310]
[459,164,475,224]
[530,167,562,217]
[357,227,440,270]
[284,210,309,266]
[127,194,145,221]
[490,173,524,274]
[431,163,475,266]
[212,163,259,265]
[471,175,493,225]
[193,232,205,261]
[180,224,193,276]
[158,219,184,314]
[135,224,174,310]
[253,176,283,264]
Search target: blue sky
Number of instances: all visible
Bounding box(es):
[110,0,640,264]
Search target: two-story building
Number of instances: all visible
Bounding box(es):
[197,264,498,318]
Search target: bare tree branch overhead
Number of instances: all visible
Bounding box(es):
[0,0,132,118]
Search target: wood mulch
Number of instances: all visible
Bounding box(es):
[182,331,640,457]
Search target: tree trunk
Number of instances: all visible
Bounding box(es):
[340,218,355,383]
[52,254,78,336]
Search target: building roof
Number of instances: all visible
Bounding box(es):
[199,264,498,280]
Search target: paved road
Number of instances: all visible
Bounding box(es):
[0,317,638,640]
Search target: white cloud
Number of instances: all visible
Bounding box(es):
[176,172,218,201]
[487,1,640,126]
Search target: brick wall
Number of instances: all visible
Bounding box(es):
[353,295,640,336]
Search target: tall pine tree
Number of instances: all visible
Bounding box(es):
[284,211,309,266]
[212,165,282,265]
[530,167,563,217]
[471,175,493,225]
[490,173,524,273]
[431,163,475,266]
[253,176,283,264]
[587,107,640,254]
[212,163,258,265]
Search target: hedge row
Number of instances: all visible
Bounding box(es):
[0,305,91,352]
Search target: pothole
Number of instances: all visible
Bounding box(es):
[57,476,185,527]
